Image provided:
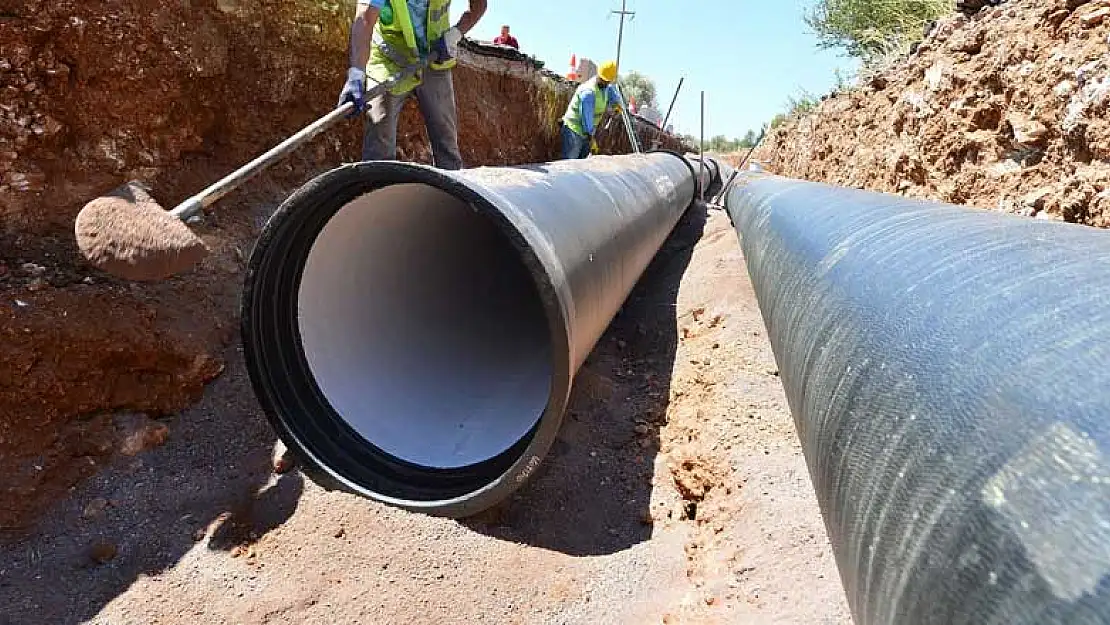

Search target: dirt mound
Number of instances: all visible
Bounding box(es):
[0,0,684,532]
[0,283,224,534]
[759,0,1110,225]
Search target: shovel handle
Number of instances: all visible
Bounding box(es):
[169,102,356,220]
[168,65,421,221]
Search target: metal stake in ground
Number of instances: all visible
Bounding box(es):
[710,127,766,207]
[660,77,684,132]
[699,90,706,202]
[650,76,684,152]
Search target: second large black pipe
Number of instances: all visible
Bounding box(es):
[726,173,1110,624]
[242,152,698,517]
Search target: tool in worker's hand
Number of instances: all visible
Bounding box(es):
[74,62,423,282]
[612,83,641,153]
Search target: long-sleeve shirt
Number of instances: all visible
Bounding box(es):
[579,83,622,136]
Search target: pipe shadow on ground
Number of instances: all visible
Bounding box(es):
[462,202,708,557]
[0,357,302,625]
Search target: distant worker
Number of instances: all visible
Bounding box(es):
[338,0,488,170]
[559,60,625,160]
[493,25,519,49]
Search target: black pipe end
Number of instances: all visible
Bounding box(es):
[241,160,572,518]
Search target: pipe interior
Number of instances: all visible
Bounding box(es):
[297,183,553,470]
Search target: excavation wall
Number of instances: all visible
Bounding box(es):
[759,0,1110,225]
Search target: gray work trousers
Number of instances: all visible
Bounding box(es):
[362,68,464,170]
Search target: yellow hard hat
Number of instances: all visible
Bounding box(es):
[598,60,618,82]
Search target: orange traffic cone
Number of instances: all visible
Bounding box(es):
[567,54,578,81]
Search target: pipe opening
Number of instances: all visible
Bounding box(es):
[296,183,554,470]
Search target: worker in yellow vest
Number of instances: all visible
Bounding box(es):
[560,61,626,160]
[339,0,487,170]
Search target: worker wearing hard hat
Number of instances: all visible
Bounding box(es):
[560,60,626,160]
[338,0,488,170]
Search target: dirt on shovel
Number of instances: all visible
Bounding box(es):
[73,182,209,281]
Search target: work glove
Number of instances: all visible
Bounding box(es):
[338,67,367,118]
[432,27,463,63]
[590,137,600,154]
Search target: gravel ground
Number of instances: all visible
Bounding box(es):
[0,207,850,625]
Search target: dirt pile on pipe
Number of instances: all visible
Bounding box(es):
[758,0,1110,226]
[0,0,684,533]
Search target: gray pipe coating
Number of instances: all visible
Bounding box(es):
[725,173,1110,624]
[241,152,697,517]
[684,152,717,194]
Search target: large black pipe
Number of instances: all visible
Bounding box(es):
[714,158,735,185]
[726,173,1110,624]
[242,153,697,517]
[684,152,717,194]
[709,158,736,200]
[683,154,736,199]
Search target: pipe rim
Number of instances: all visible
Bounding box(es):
[241,160,573,517]
[654,149,704,196]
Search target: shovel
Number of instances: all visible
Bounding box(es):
[74,64,421,282]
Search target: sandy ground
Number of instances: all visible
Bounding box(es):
[0,207,850,625]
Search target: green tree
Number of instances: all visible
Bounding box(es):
[619,71,658,109]
[785,89,819,117]
[805,0,954,64]
[766,88,821,130]
[680,131,764,153]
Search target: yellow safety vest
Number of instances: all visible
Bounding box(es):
[562,78,612,137]
[367,0,456,95]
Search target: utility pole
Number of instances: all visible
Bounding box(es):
[611,0,635,70]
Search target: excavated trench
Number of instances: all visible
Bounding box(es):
[0,0,684,533]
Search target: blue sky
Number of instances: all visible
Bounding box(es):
[452,0,859,140]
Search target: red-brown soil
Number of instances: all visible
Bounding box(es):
[0,0,681,532]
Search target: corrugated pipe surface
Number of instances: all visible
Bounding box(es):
[242,153,697,517]
[726,173,1110,624]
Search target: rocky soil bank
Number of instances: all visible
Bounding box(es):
[759,0,1110,226]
